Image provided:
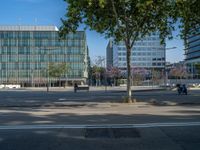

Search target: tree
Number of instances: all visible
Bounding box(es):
[94,56,106,68]
[90,56,106,86]
[151,69,162,85]
[194,63,200,78]
[91,65,105,86]
[175,0,200,39]
[169,65,188,80]
[131,67,149,86]
[60,0,199,102]
[48,63,70,87]
[107,66,121,86]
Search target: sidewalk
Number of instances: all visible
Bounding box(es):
[0,101,200,126]
[0,88,199,108]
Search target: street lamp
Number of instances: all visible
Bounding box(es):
[164,46,177,86]
[95,56,107,92]
[31,69,34,87]
[166,47,177,50]
[36,47,60,92]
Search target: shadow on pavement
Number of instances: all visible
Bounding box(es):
[0,108,200,126]
[0,90,199,107]
[0,110,200,150]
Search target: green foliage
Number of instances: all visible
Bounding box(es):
[60,0,200,100]
[60,0,199,42]
[48,63,70,78]
[176,0,200,38]
[195,63,200,75]
[91,65,105,79]
[61,0,171,43]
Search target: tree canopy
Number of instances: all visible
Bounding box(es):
[60,0,200,102]
[60,0,199,41]
[48,63,69,78]
[176,0,200,37]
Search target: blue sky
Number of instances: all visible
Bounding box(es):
[0,0,184,63]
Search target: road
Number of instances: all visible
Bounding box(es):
[0,89,199,149]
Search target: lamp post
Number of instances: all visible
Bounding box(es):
[103,58,107,92]
[47,63,49,92]
[164,46,177,86]
[31,69,34,87]
[36,47,60,92]
[95,56,107,92]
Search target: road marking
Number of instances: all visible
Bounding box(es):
[0,122,200,130]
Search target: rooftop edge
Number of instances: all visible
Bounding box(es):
[0,25,59,31]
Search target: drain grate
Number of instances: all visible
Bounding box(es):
[85,128,140,138]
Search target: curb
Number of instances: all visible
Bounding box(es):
[0,101,150,108]
[110,88,167,93]
[0,103,87,108]
[149,100,200,106]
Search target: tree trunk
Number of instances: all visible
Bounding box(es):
[126,47,132,103]
[59,78,61,88]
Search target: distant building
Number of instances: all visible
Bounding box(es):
[166,61,187,79]
[106,39,113,68]
[185,28,200,78]
[106,32,165,71]
[0,25,89,86]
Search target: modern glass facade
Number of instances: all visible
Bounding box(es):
[185,29,200,78]
[185,30,200,61]
[0,26,88,86]
[106,32,165,70]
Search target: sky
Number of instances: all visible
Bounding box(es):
[0,0,184,63]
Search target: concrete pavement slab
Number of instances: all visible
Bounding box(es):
[1,125,199,150]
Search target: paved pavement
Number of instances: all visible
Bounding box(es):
[22,86,166,92]
[0,88,199,107]
[0,102,200,125]
[0,88,199,150]
[0,125,200,150]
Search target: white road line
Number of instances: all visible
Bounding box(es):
[0,122,200,130]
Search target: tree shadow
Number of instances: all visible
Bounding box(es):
[0,108,200,126]
[0,108,200,150]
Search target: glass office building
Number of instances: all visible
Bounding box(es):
[106,32,165,70]
[0,26,88,86]
[185,29,200,78]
